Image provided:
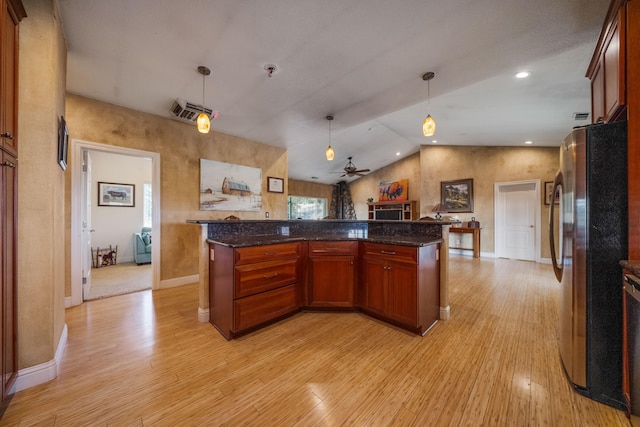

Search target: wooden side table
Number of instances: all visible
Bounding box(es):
[449,227,480,258]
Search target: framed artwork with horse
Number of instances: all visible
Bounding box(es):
[98,182,135,207]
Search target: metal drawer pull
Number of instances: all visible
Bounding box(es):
[1,132,13,140]
[380,250,396,255]
[263,251,277,256]
[263,272,278,279]
[1,161,16,168]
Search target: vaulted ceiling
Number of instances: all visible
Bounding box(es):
[59,0,610,183]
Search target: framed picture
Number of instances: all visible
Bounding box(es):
[378,179,408,201]
[98,182,135,207]
[441,178,474,213]
[545,181,559,205]
[200,159,262,211]
[57,116,69,171]
[267,176,284,193]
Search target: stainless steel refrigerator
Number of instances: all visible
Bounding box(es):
[549,120,627,410]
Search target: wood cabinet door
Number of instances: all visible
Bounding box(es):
[386,261,417,327]
[1,152,16,398]
[361,257,387,315]
[1,1,20,156]
[308,255,354,307]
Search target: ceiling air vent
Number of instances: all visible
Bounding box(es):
[170,98,218,123]
[573,112,589,121]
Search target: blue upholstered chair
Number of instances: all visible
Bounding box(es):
[133,227,152,265]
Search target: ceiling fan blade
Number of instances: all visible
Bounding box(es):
[355,169,370,173]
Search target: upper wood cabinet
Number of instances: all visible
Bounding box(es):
[587,1,627,124]
[1,0,26,156]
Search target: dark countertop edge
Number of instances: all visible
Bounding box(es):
[621,260,640,277]
[207,236,444,248]
[187,219,454,225]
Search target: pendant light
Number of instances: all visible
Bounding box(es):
[325,115,335,161]
[422,72,436,137]
[197,66,211,134]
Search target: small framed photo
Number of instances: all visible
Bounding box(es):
[57,116,69,171]
[267,176,284,193]
[545,181,559,205]
[98,182,135,207]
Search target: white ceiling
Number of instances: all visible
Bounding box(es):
[58,0,610,184]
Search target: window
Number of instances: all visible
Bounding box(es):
[143,182,152,228]
[288,196,327,220]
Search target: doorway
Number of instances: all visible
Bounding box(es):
[494,180,540,261]
[70,140,161,306]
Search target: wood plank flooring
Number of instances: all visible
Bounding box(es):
[1,256,631,426]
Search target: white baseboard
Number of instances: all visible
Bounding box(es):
[12,324,67,393]
[64,296,73,308]
[159,274,199,289]
[198,307,210,323]
[440,305,450,320]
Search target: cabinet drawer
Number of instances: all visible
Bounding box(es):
[235,258,298,298]
[361,242,417,264]
[308,241,357,256]
[234,284,298,332]
[234,242,300,265]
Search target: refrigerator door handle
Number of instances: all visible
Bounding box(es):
[549,170,563,282]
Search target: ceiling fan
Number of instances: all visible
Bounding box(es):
[340,157,370,177]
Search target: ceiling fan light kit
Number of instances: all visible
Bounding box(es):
[197,66,211,134]
[422,72,436,137]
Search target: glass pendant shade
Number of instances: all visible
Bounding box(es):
[423,114,436,137]
[197,113,210,134]
[326,145,335,161]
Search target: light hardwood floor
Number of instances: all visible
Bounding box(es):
[1,255,631,426]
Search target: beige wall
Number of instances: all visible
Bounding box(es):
[17,0,67,368]
[288,179,333,200]
[65,94,288,282]
[349,147,559,258]
[349,153,421,220]
[420,145,559,257]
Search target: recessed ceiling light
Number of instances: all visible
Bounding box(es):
[525,140,533,145]
[432,140,438,143]
[396,152,401,156]
[515,71,530,79]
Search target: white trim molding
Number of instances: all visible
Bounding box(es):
[198,307,210,323]
[159,274,199,290]
[440,305,451,320]
[12,324,68,393]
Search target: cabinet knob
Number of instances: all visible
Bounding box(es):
[1,132,13,140]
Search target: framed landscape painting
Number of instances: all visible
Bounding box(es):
[441,178,474,213]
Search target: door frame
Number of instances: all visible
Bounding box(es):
[70,139,161,306]
[494,179,541,262]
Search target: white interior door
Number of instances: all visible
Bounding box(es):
[495,181,539,261]
[81,150,93,300]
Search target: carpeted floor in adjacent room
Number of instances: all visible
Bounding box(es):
[86,262,151,300]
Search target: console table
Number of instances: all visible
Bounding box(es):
[449,227,480,258]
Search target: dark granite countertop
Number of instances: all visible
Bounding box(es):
[621,260,640,276]
[208,234,443,248]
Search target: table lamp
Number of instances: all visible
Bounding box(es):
[432,203,447,220]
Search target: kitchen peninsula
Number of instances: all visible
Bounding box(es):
[188,219,452,339]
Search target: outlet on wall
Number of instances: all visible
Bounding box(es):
[265,212,270,218]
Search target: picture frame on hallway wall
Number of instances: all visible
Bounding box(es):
[57,116,69,171]
[267,176,284,193]
[441,178,474,213]
[98,182,135,207]
[544,181,559,205]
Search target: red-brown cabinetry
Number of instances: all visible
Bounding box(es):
[307,241,357,308]
[360,242,440,335]
[209,242,302,339]
[0,0,24,411]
